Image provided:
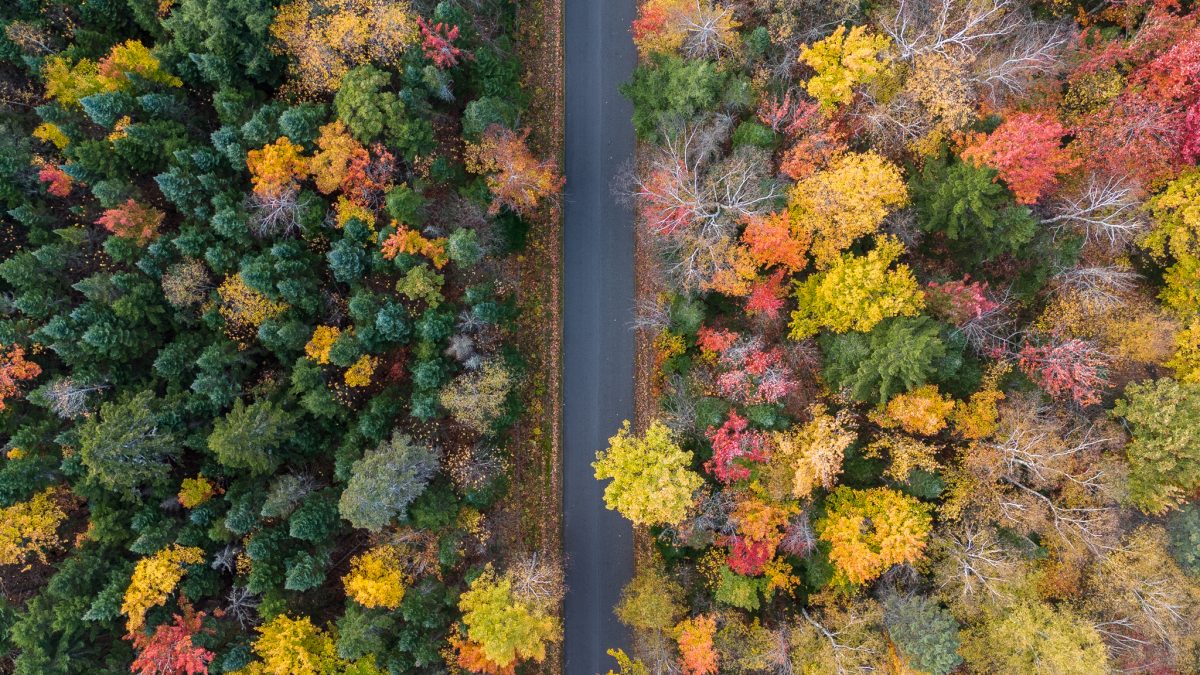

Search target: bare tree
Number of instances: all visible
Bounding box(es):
[1043,174,1149,249]
[43,377,108,419]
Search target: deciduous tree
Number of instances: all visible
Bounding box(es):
[593,420,702,527]
[465,126,563,217]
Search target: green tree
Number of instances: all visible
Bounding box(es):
[911,153,1037,263]
[1113,378,1200,514]
[883,595,963,675]
[621,54,733,139]
[334,65,432,158]
[339,430,441,531]
[208,398,295,475]
[1168,503,1200,575]
[79,391,176,492]
[819,316,949,405]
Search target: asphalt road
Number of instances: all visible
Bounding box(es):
[562,0,637,672]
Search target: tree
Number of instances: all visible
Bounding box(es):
[456,566,561,671]
[440,360,513,434]
[1144,167,1200,263]
[675,614,718,675]
[960,602,1108,675]
[1087,526,1200,670]
[269,0,419,94]
[874,384,955,436]
[246,137,309,200]
[1017,338,1109,407]
[705,410,771,484]
[121,545,205,632]
[593,420,703,527]
[962,111,1080,204]
[334,65,413,149]
[764,404,856,500]
[910,152,1038,262]
[622,54,731,139]
[789,236,924,340]
[96,200,164,245]
[820,316,950,405]
[883,594,962,675]
[788,151,909,268]
[614,559,684,632]
[128,599,215,675]
[79,391,176,491]
[816,487,933,587]
[339,430,440,531]
[1113,378,1200,515]
[342,544,408,609]
[740,211,810,272]
[240,614,344,675]
[0,343,41,410]
[417,17,466,68]
[1168,503,1200,576]
[799,25,892,111]
[0,487,70,567]
[308,121,366,194]
[631,0,740,60]
[465,126,563,217]
[208,398,294,475]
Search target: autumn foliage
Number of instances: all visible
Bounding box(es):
[465,125,563,217]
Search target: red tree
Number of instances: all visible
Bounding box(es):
[96,199,165,245]
[745,270,788,320]
[925,277,998,326]
[963,111,1080,204]
[38,164,73,197]
[725,535,773,576]
[705,410,771,484]
[128,599,214,675]
[418,17,466,69]
[1018,338,1110,406]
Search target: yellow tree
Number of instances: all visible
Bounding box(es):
[308,121,366,194]
[342,544,409,609]
[799,25,892,111]
[235,614,353,675]
[246,137,310,200]
[788,151,909,268]
[789,236,924,339]
[872,384,955,436]
[816,487,932,587]
[765,404,857,500]
[631,0,740,60]
[455,565,562,672]
[0,487,71,567]
[270,0,419,94]
[122,544,205,632]
[593,420,703,527]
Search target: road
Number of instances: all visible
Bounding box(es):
[562,0,638,672]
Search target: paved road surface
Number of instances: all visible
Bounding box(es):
[562,0,637,672]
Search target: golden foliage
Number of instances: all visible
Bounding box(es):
[122,544,205,632]
[872,384,955,436]
[304,325,341,365]
[343,544,409,609]
[177,476,217,509]
[799,25,892,111]
[246,137,309,200]
[343,355,378,388]
[217,275,288,332]
[816,487,932,587]
[766,404,857,500]
[270,0,419,94]
[0,487,70,567]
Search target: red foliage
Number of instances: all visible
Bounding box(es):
[342,144,395,208]
[1074,95,1185,188]
[128,599,214,675]
[725,535,773,576]
[925,277,998,326]
[1131,34,1200,107]
[1018,338,1110,407]
[418,17,466,69]
[0,344,41,411]
[757,92,822,138]
[963,112,1080,204]
[1181,99,1200,163]
[696,326,738,355]
[745,270,788,320]
[705,410,771,484]
[631,4,668,45]
[740,211,808,271]
[96,199,165,245]
[778,130,848,181]
[38,164,73,197]
[704,333,797,406]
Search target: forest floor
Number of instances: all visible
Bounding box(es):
[504,0,564,672]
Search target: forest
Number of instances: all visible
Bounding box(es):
[0,0,565,673]
[597,0,1200,673]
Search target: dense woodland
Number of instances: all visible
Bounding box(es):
[599,0,1200,673]
[0,0,565,673]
